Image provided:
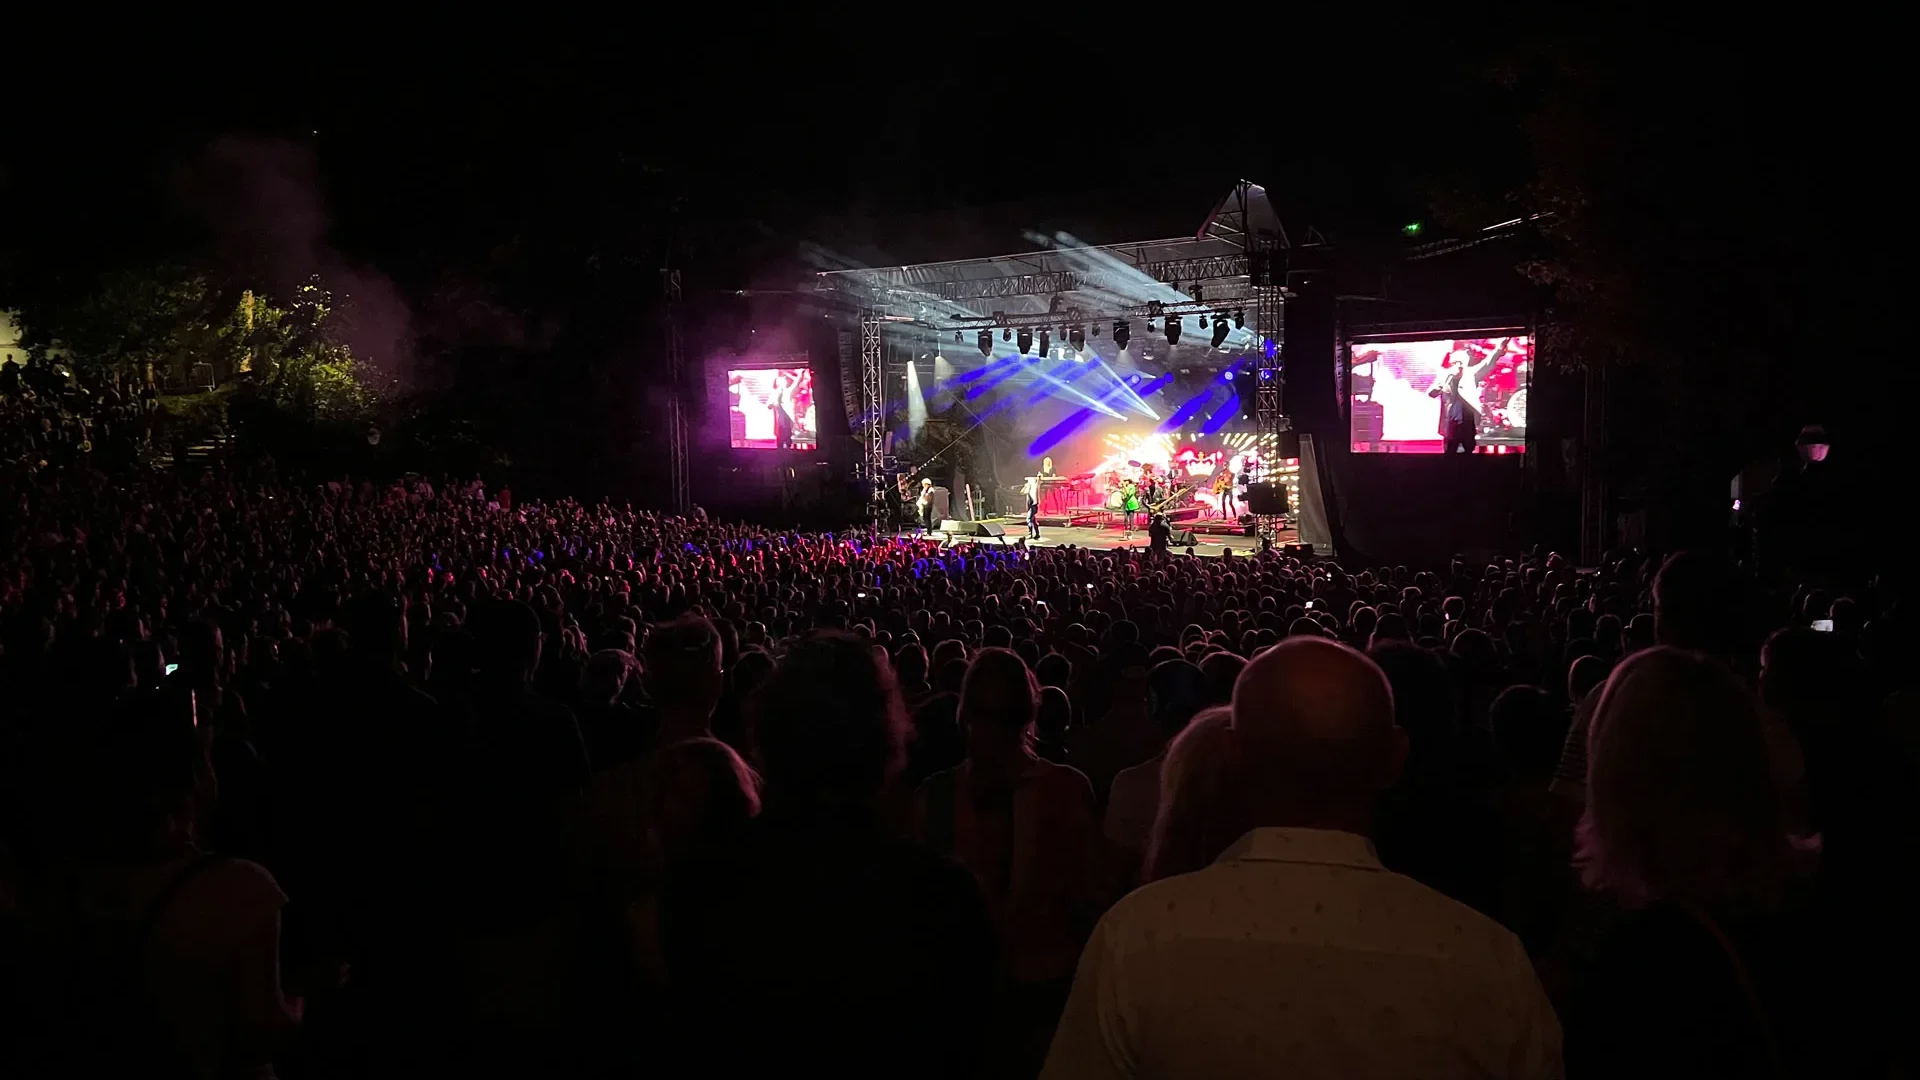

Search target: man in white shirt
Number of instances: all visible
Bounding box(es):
[1042,637,1561,1080]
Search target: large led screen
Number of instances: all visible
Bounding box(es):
[1349,334,1531,453]
[728,367,816,450]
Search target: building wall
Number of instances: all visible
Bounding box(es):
[1,310,26,366]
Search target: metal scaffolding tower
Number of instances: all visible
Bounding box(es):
[859,308,887,532]
[662,268,690,515]
[1251,239,1287,547]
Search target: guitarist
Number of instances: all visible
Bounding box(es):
[1137,465,1161,532]
[1212,463,1237,519]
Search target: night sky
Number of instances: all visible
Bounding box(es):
[9,31,1519,296]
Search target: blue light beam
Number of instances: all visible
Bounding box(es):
[1028,372,1174,457]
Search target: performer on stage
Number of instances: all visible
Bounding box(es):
[1213,463,1237,518]
[771,371,797,450]
[916,478,935,533]
[1022,474,1042,540]
[1429,353,1480,455]
[1039,455,1058,478]
[1137,465,1160,532]
[1119,478,1140,540]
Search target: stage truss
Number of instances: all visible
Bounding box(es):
[830,182,1292,534]
[860,308,886,532]
[1251,238,1286,546]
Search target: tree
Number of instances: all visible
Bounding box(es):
[13,268,232,373]
[1469,36,1873,545]
[243,277,378,424]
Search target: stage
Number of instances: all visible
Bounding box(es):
[897,517,1294,556]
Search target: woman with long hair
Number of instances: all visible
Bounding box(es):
[914,647,1101,1074]
[1140,707,1241,884]
[1563,647,1850,1079]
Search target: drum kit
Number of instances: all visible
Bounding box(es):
[1098,461,1195,516]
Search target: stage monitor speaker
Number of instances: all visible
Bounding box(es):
[939,520,1005,537]
[1171,529,1198,546]
[1245,483,1287,515]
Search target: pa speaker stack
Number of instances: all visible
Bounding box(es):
[1245,483,1287,515]
[938,520,1010,545]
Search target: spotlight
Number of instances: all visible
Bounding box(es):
[1091,323,1101,338]
[1164,317,1182,346]
[1233,309,1245,329]
[954,330,963,343]
[1017,328,1033,355]
[1113,321,1130,350]
[1037,329,1051,355]
[1198,313,1209,328]
[1003,328,1012,342]
[1211,317,1231,349]
[1193,285,1206,301]
[977,329,993,357]
[1069,326,1086,351]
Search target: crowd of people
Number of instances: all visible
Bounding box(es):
[1,356,157,471]
[0,454,1913,1078]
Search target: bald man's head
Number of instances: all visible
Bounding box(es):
[1229,637,1405,824]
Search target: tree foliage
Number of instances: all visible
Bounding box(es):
[19,269,226,372]
[242,278,378,424]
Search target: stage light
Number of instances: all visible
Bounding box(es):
[1069,326,1086,351]
[1113,321,1130,350]
[1091,323,1101,338]
[1198,313,1209,328]
[1003,328,1013,342]
[1233,309,1245,329]
[1403,221,1424,237]
[1017,328,1033,355]
[977,330,993,357]
[1211,317,1231,350]
[1037,330,1051,355]
[954,331,963,343]
[1164,317,1182,346]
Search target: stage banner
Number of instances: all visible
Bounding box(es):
[1297,434,1335,554]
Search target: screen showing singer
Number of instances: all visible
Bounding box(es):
[1348,334,1531,454]
[728,367,816,450]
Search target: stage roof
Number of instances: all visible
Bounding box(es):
[813,182,1290,331]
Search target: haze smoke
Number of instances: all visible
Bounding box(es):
[179,137,417,390]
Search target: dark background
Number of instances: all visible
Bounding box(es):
[3,25,1898,545]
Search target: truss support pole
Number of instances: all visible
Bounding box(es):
[1251,240,1287,548]
[860,308,887,533]
[662,268,690,515]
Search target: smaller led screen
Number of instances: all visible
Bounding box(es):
[1349,334,1531,453]
[728,367,816,450]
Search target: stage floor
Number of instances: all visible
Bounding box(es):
[899,518,1295,556]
